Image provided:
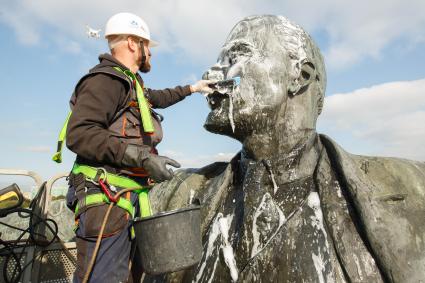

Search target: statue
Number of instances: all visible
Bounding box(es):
[145,15,425,282]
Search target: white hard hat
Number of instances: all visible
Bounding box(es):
[104,12,159,47]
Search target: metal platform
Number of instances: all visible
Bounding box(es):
[0,169,76,283]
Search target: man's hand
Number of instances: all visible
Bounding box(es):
[121,144,181,183]
[190,79,217,94]
[142,155,181,182]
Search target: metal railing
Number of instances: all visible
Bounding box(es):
[0,169,76,283]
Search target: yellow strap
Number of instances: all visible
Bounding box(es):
[71,163,152,218]
[74,193,135,218]
[138,188,152,218]
[71,163,145,190]
[52,111,72,163]
[113,67,155,133]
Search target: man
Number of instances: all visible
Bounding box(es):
[63,12,214,282]
[147,15,425,282]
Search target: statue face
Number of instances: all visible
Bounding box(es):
[203,19,291,141]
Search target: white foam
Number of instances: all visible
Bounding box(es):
[194,213,222,282]
[307,192,329,250]
[194,213,239,282]
[218,215,239,282]
[189,189,195,204]
[251,193,286,258]
[251,195,266,257]
[312,252,325,283]
[229,95,235,133]
[335,181,342,198]
[269,170,279,194]
[206,257,219,283]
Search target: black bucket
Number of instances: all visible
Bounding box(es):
[133,205,202,275]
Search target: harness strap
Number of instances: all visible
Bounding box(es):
[52,66,155,163]
[71,163,144,189]
[75,193,135,218]
[71,163,152,218]
[113,67,154,133]
[52,111,72,163]
[138,189,152,218]
[73,191,148,239]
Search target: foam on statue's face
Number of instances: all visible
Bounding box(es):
[203,19,290,142]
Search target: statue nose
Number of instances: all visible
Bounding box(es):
[202,64,226,81]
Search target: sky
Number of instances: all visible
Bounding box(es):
[0,0,424,186]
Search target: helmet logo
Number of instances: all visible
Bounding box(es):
[130,20,139,27]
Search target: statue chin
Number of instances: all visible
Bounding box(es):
[204,112,235,139]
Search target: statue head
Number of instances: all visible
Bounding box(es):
[203,15,326,155]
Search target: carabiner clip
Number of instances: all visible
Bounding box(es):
[99,178,120,203]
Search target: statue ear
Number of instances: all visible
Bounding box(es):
[288,61,316,96]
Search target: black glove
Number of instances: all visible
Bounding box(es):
[121,144,181,183]
[142,154,181,182]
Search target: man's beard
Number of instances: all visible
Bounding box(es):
[139,60,151,73]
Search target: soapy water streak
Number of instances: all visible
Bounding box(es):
[229,96,235,133]
[240,195,309,273]
[218,215,239,282]
[194,213,239,282]
[251,193,286,258]
[205,77,240,133]
[225,78,240,133]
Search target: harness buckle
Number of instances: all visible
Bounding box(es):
[95,168,108,183]
[88,167,108,185]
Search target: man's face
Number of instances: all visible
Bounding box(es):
[203,22,291,140]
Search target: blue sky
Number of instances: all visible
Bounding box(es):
[0,0,424,185]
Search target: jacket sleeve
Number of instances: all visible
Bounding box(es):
[66,74,128,167]
[145,85,192,109]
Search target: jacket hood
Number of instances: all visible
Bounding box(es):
[92,53,130,72]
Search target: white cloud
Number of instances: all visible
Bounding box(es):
[18,146,51,153]
[54,36,82,54]
[0,2,40,45]
[182,73,198,85]
[1,0,424,69]
[283,0,425,69]
[162,150,235,168]
[318,78,425,161]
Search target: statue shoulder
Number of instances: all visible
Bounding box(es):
[149,162,230,213]
[319,133,425,195]
[319,134,425,282]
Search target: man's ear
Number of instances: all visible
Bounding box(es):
[288,62,316,96]
[127,37,137,52]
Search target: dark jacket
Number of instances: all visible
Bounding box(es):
[66,53,192,171]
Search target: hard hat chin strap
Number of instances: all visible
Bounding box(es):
[140,39,147,70]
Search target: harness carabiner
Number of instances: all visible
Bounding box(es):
[98,178,121,203]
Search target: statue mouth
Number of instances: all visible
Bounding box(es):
[206,91,230,110]
[206,76,241,110]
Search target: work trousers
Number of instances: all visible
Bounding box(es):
[66,184,142,283]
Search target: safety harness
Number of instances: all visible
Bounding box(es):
[52,66,154,164]
[53,66,157,229]
[71,163,152,219]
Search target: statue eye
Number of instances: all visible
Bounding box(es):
[223,55,234,66]
[223,42,253,67]
[228,54,239,65]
